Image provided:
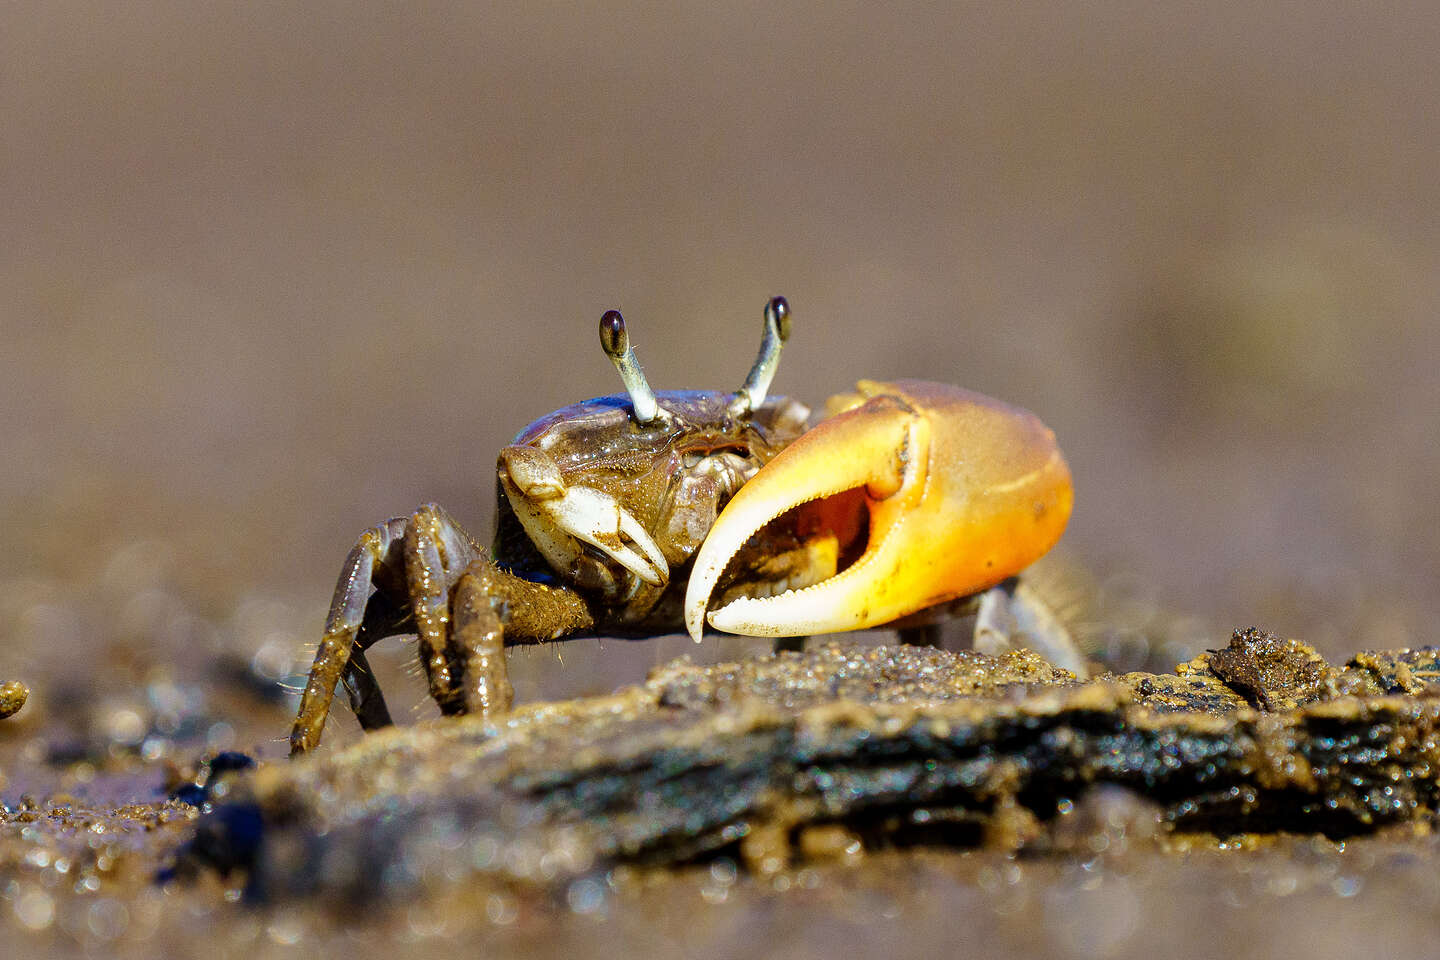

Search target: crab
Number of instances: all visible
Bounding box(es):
[288,297,1078,755]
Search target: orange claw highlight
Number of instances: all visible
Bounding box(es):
[683,379,1073,640]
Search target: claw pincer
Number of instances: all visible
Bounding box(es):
[685,379,1072,640]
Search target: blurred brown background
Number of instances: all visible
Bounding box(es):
[2,2,1438,741]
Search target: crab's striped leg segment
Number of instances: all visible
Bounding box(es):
[683,379,1073,641]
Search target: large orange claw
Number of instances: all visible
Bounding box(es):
[684,379,1072,640]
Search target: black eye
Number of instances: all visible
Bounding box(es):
[599,310,627,357]
[767,296,790,342]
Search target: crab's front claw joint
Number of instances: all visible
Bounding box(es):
[683,379,1072,641]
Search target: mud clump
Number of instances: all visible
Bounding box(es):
[178,637,1440,902]
[0,681,28,719]
[1193,627,1338,710]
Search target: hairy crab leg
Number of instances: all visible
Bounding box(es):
[341,649,393,729]
[449,576,512,717]
[884,578,1087,675]
[291,503,603,754]
[404,504,485,715]
[974,579,1087,675]
[447,559,595,717]
[393,505,596,718]
[289,517,408,756]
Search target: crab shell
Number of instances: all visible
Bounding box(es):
[683,378,1073,640]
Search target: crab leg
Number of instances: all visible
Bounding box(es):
[339,588,416,730]
[684,379,1073,641]
[290,517,409,755]
[404,504,489,715]
[447,559,595,716]
[974,578,1087,674]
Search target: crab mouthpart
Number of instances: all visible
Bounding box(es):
[683,380,1073,642]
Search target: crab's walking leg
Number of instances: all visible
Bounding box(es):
[450,558,594,717]
[404,504,485,715]
[291,504,600,755]
[338,589,413,731]
[974,579,1088,677]
[402,504,596,718]
[341,650,392,729]
[290,517,408,756]
[449,579,511,717]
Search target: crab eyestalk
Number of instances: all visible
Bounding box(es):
[599,309,661,425]
[730,296,791,417]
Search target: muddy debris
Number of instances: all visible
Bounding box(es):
[1193,626,1340,710]
[0,681,29,720]
[174,633,1440,902]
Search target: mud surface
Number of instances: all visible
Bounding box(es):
[6,634,1440,959]
[183,635,1440,898]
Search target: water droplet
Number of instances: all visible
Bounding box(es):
[708,858,738,886]
[87,899,129,941]
[566,877,605,915]
[103,707,146,747]
[14,887,55,931]
[1332,875,1363,897]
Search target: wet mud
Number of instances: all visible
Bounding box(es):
[177,631,1440,900]
[4,627,1440,958]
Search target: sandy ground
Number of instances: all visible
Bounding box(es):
[2,2,1439,957]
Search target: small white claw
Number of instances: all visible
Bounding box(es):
[502,459,670,588]
[616,497,672,584]
[546,486,669,585]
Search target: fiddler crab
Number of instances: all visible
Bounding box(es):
[289,297,1079,755]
